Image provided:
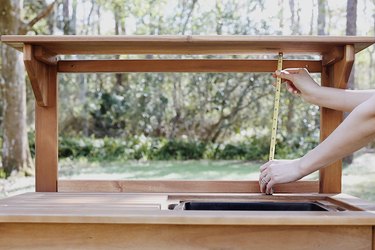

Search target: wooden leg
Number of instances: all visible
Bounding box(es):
[319,45,354,193]
[35,65,58,192]
[319,62,342,193]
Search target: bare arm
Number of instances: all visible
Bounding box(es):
[276,68,375,112]
[299,93,375,174]
[260,93,375,194]
[306,87,375,112]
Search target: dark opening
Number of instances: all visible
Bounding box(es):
[183,201,328,211]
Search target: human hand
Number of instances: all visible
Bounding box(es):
[259,159,307,194]
[272,68,320,103]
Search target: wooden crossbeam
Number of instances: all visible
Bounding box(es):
[57,59,322,73]
[58,180,319,193]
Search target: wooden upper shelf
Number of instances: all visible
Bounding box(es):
[1,35,374,55]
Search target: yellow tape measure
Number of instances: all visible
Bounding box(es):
[269,52,283,161]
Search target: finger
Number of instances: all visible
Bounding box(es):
[266,180,276,194]
[259,171,267,181]
[274,79,290,86]
[275,70,292,82]
[281,68,303,74]
[274,68,303,77]
[260,162,270,172]
[264,175,271,182]
[260,180,267,193]
[285,82,297,94]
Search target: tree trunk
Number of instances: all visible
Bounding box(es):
[62,0,70,35]
[345,0,357,91]
[345,0,357,90]
[343,0,357,165]
[317,0,326,35]
[0,0,33,176]
[1,0,56,176]
[284,0,298,134]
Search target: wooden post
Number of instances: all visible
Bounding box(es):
[35,64,58,192]
[319,45,355,193]
[24,44,58,192]
[34,64,58,192]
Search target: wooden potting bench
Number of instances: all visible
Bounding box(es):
[0,35,375,249]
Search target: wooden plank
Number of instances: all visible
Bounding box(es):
[319,45,355,194]
[1,207,375,225]
[58,59,322,73]
[57,180,319,193]
[328,193,375,211]
[23,44,48,106]
[0,223,371,250]
[2,35,374,55]
[373,227,375,250]
[35,64,58,192]
[0,192,375,225]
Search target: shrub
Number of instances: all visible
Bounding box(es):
[26,133,317,162]
[154,139,206,160]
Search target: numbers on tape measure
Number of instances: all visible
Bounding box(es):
[269,52,283,161]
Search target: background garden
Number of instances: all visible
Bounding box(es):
[0,0,374,201]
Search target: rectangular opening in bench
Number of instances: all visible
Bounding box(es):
[179,201,329,211]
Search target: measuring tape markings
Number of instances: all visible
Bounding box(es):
[269,52,283,161]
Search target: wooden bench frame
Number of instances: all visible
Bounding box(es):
[2,35,375,194]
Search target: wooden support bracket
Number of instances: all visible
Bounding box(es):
[322,46,344,66]
[34,46,59,65]
[332,45,355,89]
[23,44,58,107]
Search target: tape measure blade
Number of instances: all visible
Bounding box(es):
[269,52,283,161]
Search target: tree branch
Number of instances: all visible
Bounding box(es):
[181,0,197,35]
[19,1,57,34]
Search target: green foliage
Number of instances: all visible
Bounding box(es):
[28,134,317,162]
[0,169,6,179]
[89,92,129,137]
[216,136,270,160]
[4,0,373,173]
[154,139,206,160]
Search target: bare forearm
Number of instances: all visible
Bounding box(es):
[307,88,375,112]
[299,94,375,175]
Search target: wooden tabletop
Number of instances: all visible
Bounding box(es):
[0,192,374,225]
[1,35,374,55]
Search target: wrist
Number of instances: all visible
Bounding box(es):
[303,85,322,105]
[297,155,316,177]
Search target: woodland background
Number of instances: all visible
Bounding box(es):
[0,0,374,189]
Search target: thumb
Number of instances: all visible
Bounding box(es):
[275,70,293,81]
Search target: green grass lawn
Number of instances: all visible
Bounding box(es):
[59,151,375,202]
[342,151,375,202]
[59,159,263,180]
[2,153,374,202]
